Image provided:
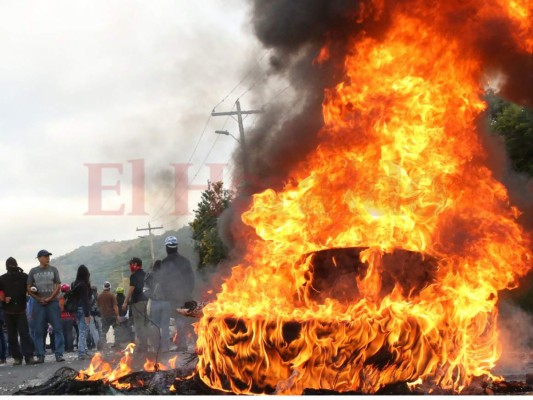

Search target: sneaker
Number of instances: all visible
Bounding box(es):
[13,359,23,366]
[56,356,65,362]
[25,357,38,365]
[35,356,45,364]
[77,355,86,361]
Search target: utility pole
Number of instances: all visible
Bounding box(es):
[136,222,163,265]
[211,99,262,179]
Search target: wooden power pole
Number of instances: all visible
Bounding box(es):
[136,222,163,265]
[211,99,263,177]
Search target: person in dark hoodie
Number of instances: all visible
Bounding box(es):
[0,257,37,365]
[157,236,195,351]
[71,265,92,361]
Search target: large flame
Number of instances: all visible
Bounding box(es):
[196,0,532,395]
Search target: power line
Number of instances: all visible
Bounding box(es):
[262,84,291,109]
[211,51,269,112]
[151,52,270,223]
[157,105,234,222]
[150,114,213,222]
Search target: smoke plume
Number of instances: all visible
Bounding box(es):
[221,0,533,254]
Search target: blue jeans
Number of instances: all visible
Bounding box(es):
[148,299,170,352]
[33,301,64,358]
[76,307,89,357]
[0,320,7,360]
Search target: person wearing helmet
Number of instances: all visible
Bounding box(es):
[0,257,37,365]
[157,236,195,352]
[59,284,75,353]
[97,281,119,348]
[115,286,126,312]
[114,286,132,347]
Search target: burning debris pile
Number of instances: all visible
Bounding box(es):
[195,0,532,396]
[13,344,215,396]
[16,0,532,396]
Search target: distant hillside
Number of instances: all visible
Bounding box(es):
[53,226,198,292]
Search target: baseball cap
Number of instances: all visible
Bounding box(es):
[103,281,111,290]
[116,287,124,294]
[164,236,178,248]
[37,250,52,258]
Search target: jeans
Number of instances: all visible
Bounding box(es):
[4,313,34,360]
[33,301,64,358]
[0,321,6,360]
[148,299,170,352]
[76,307,89,357]
[62,319,75,352]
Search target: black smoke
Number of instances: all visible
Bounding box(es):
[220,0,532,255]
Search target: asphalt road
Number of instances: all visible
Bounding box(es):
[0,351,95,395]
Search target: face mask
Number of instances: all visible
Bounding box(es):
[130,264,140,273]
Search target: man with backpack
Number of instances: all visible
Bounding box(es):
[0,257,37,365]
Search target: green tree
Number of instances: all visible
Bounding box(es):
[189,181,234,269]
[487,93,533,176]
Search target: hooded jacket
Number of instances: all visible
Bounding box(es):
[158,252,194,307]
[0,267,29,314]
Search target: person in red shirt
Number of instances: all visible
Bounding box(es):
[59,284,75,353]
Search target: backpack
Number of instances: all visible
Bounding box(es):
[63,290,77,313]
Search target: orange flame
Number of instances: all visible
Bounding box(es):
[196,0,532,395]
[76,342,179,390]
[143,359,169,372]
[76,343,136,389]
[168,355,179,369]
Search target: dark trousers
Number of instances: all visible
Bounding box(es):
[62,319,74,352]
[0,321,6,360]
[4,313,34,360]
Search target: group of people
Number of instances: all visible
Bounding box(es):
[0,235,195,365]
[123,235,195,353]
[0,250,66,364]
